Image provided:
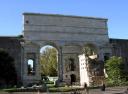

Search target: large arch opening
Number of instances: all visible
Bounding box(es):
[40,45,58,82]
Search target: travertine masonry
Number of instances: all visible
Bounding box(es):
[23,13,111,85]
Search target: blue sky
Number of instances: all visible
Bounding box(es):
[0,0,128,39]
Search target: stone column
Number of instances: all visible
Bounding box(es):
[58,46,63,81]
[20,42,25,85]
[98,47,104,61]
[22,42,41,86]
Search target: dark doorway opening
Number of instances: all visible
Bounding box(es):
[70,74,76,85]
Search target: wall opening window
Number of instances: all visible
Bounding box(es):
[27,59,35,75]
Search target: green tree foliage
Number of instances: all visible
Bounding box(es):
[0,48,17,87]
[105,56,125,85]
[40,47,57,76]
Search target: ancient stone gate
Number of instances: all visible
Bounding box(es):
[22,13,111,85]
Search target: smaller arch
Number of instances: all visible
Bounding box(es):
[27,59,35,75]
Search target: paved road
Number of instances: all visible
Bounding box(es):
[0,86,128,94]
[43,86,128,94]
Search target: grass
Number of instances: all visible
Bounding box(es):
[0,88,17,92]
[3,80,128,93]
[48,86,83,92]
[45,81,83,92]
[44,81,54,84]
[47,83,55,88]
[0,80,113,93]
[0,86,83,92]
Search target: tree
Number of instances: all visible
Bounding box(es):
[105,56,124,85]
[0,48,17,87]
[83,44,97,56]
[40,47,57,76]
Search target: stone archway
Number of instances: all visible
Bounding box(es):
[39,41,63,81]
[40,43,60,76]
[22,13,111,85]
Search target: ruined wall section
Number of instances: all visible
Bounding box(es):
[110,39,128,71]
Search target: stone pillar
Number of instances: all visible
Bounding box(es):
[98,47,104,61]
[22,42,41,86]
[58,46,63,81]
[20,43,24,85]
[62,53,80,83]
[23,52,41,86]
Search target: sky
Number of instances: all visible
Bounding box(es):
[0,0,128,39]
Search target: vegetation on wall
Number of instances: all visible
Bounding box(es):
[40,47,57,77]
[83,44,97,56]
